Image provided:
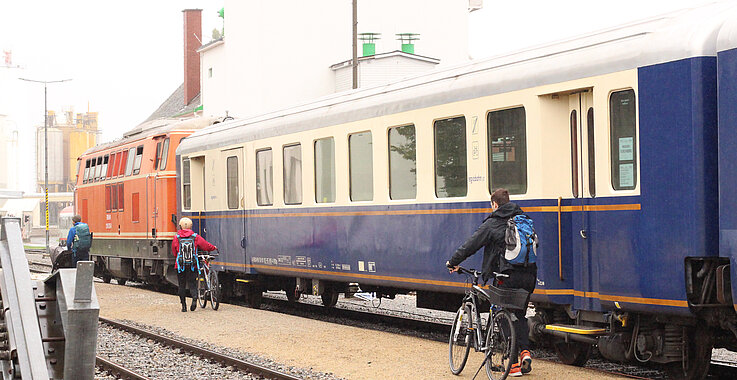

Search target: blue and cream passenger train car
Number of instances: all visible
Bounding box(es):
[176,4,737,378]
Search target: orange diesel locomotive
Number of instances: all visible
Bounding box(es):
[74,117,218,285]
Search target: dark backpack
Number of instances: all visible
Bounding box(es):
[503,215,538,266]
[73,223,92,251]
[176,234,198,270]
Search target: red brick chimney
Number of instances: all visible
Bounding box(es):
[183,9,202,106]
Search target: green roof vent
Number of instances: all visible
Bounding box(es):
[218,8,224,18]
[397,33,420,54]
[358,32,381,57]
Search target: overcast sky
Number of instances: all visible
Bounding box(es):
[0,0,714,191]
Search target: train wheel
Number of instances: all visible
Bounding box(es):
[553,341,592,366]
[245,287,262,308]
[116,278,127,286]
[102,274,112,283]
[321,289,339,307]
[285,283,302,303]
[665,326,713,380]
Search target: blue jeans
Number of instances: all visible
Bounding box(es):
[73,249,89,267]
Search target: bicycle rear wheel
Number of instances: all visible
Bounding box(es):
[485,310,516,380]
[197,271,208,309]
[209,271,220,310]
[449,303,472,375]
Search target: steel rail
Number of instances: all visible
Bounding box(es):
[99,317,301,380]
[96,355,151,380]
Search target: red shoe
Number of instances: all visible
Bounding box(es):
[520,349,532,374]
[509,363,522,377]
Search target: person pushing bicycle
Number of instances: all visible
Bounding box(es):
[172,217,217,312]
[447,188,537,377]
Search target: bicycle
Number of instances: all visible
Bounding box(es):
[448,266,529,380]
[196,251,220,310]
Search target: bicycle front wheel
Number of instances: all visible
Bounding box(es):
[449,303,472,375]
[209,271,220,310]
[197,271,209,309]
[485,310,516,380]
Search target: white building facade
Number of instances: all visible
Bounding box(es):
[199,0,472,119]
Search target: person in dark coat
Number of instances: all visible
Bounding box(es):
[447,188,537,377]
[172,217,217,312]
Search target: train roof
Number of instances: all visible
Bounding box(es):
[81,116,219,158]
[179,1,737,156]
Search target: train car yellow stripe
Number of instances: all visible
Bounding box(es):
[190,203,641,219]
[545,324,607,335]
[212,261,685,308]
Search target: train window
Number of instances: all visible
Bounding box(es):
[107,154,116,178]
[155,142,162,169]
[125,147,135,176]
[570,110,579,198]
[132,145,144,175]
[349,131,373,201]
[434,116,467,198]
[315,138,336,203]
[610,90,637,190]
[117,183,124,210]
[182,157,191,210]
[389,125,417,200]
[83,159,91,183]
[95,156,103,181]
[226,156,239,209]
[101,155,109,181]
[283,144,302,205]
[132,193,140,222]
[116,151,125,177]
[159,138,170,170]
[105,186,111,212]
[112,184,118,211]
[488,107,527,195]
[587,107,596,197]
[256,149,273,206]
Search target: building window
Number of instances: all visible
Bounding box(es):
[125,147,135,176]
[488,107,527,195]
[159,138,170,170]
[283,144,302,205]
[610,90,637,190]
[389,124,417,200]
[208,67,213,78]
[349,131,373,201]
[256,149,273,206]
[132,145,144,175]
[227,156,239,209]
[434,116,467,198]
[182,157,191,210]
[315,138,336,203]
[132,193,139,222]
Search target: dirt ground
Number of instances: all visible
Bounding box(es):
[95,283,626,380]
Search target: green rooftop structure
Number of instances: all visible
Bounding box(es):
[396,33,420,54]
[358,32,381,57]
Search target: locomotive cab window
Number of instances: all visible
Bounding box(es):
[159,138,170,170]
[132,145,144,175]
[488,107,527,195]
[283,144,302,205]
[434,116,467,198]
[610,89,637,190]
[101,155,109,181]
[107,153,116,178]
[389,124,417,200]
[315,137,336,203]
[83,159,90,183]
[349,131,373,201]
[226,156,239,209]
[182,157,191,210]
[124,147,135,176]
[95,156,103,181]
[116,151,126,177]
[256,149,273,206]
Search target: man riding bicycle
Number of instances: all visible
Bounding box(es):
[447,188,537,377]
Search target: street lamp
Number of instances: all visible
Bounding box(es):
[18,77,72,255]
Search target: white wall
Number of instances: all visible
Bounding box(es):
[333,55,439,92]
[201,0,469,118]
[201,42,228,117]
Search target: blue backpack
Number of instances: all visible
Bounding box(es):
[503,215,538,266]
[176,234,199,273]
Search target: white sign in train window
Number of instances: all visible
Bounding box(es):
[619,137,634,161]
[619,163,634,188]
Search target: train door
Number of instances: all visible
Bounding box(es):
[568,89,601,312]
[222,148,247,268]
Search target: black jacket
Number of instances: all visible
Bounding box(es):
[449,202,535,281]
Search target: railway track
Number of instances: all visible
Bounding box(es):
[98,317,302,380]
[96,355,151,380]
